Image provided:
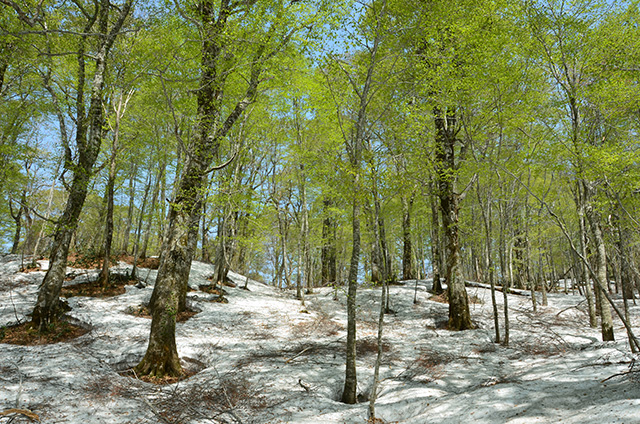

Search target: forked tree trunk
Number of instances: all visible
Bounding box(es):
[137,0,272,378]
[32,0,133,330]
[434,106,472,331]
[9,193,25,254]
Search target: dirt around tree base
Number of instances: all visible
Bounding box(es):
[120,357,205,385]
[61,273,137,298]
[124,305,199,322]
[0,320,89,345]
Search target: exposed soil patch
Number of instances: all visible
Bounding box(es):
[0,320,89,345]
[119,255,160,269]
[124,305,199,322]
[61,273,136,298]
[199,284,228,296]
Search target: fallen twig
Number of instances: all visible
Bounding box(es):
[0,408,40,422]
[285,346,313,363]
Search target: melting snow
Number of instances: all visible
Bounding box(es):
[1,253,639,423]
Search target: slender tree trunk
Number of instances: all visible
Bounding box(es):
[131,173,152,280]
[32,159,62,260]
[321,197,337,285]
[141,164,163,260]
[342,172,361,404]
[477,183,499,343]
[99,90,132,286]
[583,183,615,341]
[368,279,386,421]
[340,0,385,404]
[99,152,117,286]
[498,202,510,346]
[122,162,137,254]
[576,187,598,327]
[401,193,415,280]
[429,179,444,294]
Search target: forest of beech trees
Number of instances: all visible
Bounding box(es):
[2,0,640,399]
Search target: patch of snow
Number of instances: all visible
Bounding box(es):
[1,256,639,423]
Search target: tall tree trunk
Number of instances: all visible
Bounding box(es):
[477,183,499,343]
[429,179,444,294]
[137,0,270,377]
[401,193,415,280]
[99,152,117,286]
[321,197,337,285]
[141,164,163,259]
[32,0,133,330]
[99,90,132,286]
[583,183,614,341]
[498,200,510,346]
[342,171,361,404]
[576,186,598,327]
[130,173,152,281]
[122,161,137,254]
[434,106,473,331]
[9,193,25,254]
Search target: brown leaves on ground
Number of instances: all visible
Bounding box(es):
[0,320,88,345]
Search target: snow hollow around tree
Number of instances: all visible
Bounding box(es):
[1,254,639,423]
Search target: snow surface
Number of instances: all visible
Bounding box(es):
[1,253,639,423]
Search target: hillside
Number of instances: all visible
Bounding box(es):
[1,254,639,424]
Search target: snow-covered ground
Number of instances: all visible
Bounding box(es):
[1,253,639,423]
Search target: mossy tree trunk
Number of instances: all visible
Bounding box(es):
[137,0,286,377]
[31,0,133,331]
